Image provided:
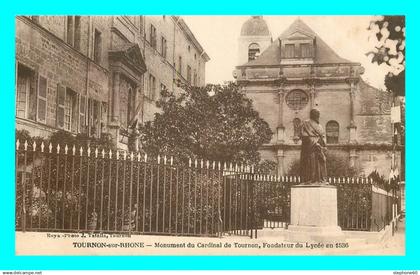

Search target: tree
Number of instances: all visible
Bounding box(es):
[139,82,273,166]
[367,16,405,96]
[367,16,406,182]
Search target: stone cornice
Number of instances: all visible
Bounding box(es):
[345,77,360,84]
[260,142,401,151]
[236,62,361,70]
[238,76,355,86]
[172,16,210,62]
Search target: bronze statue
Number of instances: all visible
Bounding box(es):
[299,109,328,184]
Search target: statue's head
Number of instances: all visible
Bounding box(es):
[310,109,320,123]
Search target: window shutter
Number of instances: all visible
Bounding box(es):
[16,70,29,118]
[79,94,86,133]
[285,44,295,58]
[147,74,151,98]
[74,16,81,50]
[71,92,78,133]
[28,76,37,121]
[300,43,312,58]
[101,101,107,136]
[56,84,65,128]
[87,98,92,135]
[66,16,74,46]
[152,76,156,100]
[37,76,47,123]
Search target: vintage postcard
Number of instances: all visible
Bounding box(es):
[14,15,405,255]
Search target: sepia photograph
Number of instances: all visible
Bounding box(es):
[14,15,405,256]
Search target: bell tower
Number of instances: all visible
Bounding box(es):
[238,16,272,65]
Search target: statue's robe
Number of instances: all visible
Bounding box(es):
[299,119,327,183]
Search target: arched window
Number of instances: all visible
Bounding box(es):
[326,121,339,144]
[248,43,260,61]
[285,90,309,110]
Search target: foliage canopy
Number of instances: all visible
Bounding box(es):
[139,83,273,166]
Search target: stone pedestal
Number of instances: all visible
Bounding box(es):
[286,184,345,242]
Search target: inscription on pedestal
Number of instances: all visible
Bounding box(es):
[291,185,338,227]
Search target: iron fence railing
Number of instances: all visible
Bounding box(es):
[15,140,258,237]
[15,140,398,238]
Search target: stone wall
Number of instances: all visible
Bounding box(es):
[15,16,209,149]
[355,80,393,144]
[16,17,108,138]
[244,80,354,145]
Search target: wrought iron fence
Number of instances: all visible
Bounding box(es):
[252,176,397,232]
[15,139,398,238]
[370,186,396,231]
[15,140,258,237]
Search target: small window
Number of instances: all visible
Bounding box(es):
[248,43,260,61]
[66,16,81,50]
[66,16,74,45]
[285,90,308,110]
[150,24,157,49]
[88,98,101,137]
[148,74,156,100]
[300,43,311,58]
[178,56,182,75]
[284,44,295,58]
[326,121,339,144]
[16,64,36,120]
[187,65,192,83]
[161,36,167,58]
[188,45,191,52]
[74,16,81,50]
[193,70,197,86]
[93,29,102,63]
[64,88,77,132]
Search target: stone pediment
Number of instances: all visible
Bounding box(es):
[109,43,147,79]
[286,30,315,40]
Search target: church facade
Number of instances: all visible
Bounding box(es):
[233,17,399,178]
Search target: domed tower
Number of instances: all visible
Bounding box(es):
[238,16,272,65]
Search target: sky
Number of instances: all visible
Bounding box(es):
[182,16,392,90]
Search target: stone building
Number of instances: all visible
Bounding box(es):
[15,16,209,150]
[233,17,399,178]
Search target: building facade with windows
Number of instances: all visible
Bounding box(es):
[15,16,209,150]
[233,17,399,178]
